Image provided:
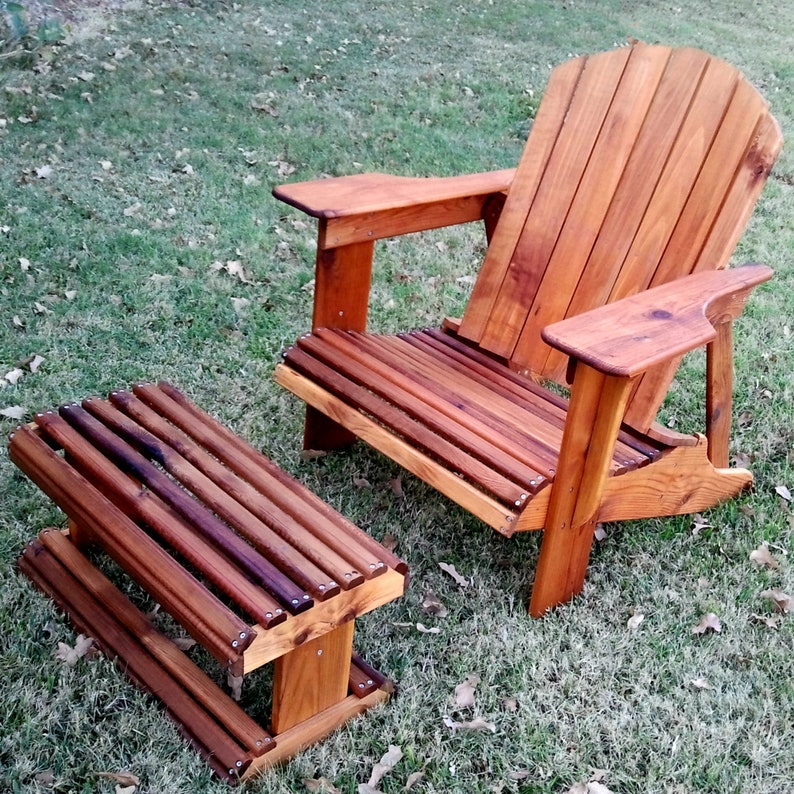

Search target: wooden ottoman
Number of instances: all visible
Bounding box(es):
[11,381,407,782]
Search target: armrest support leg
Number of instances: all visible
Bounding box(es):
[530,364,636,617]
[706,321,733,468]
[304,235,375,450]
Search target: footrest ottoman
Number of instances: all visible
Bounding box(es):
[11,381,407,783]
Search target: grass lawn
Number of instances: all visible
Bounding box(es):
[1,1,793,792]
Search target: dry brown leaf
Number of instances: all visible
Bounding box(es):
[299,449,328,462]
[690,677,711,690]
[761,588,791,614]
[454,674,480,709]
[404,768,426,789]
[54,634,95,666]
[502,696,519,712]
[367,744,403,788]
[421,590,448,618]
[749,543,780,570]
[303,778,342,793]
[415,623,440,634]
[28,354,45,373]
[750,613,780,629]
[230,297,250,315]
[1,405,25,420]
[509,768,532,781]
[34,770,55,785]
[227,672,243,702]
[438,561,469,588]
[775,484,792,502]
[627,613,645,631]
[3,367,24,385]
[381,532,398,553]
[172,636,197,651]
[593,524,607,542]
[98,772,140,787]
[443,715,496,733]
[353,475,372,489]
[692,613,722,635]
[389,476,404,498]
[691,514,712,536]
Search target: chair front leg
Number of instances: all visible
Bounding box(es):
[529,363,636,617]
[705,320,734,468]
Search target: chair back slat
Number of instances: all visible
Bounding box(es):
[457,43,781,433]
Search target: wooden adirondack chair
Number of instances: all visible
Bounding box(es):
[273,43,782,616]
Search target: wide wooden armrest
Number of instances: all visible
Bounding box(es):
[273,169,515,249]
[273,169,515,218]
[542,264,773,378]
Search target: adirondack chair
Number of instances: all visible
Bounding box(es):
[273,43,782,616]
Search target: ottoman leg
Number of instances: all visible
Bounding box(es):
[271,620,355,734]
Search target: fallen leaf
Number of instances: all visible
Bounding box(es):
[115,786,136,794]
[594,524,607,542]
[422,590,448,618]
[690,677,711,690]
[381,532,398,552]
[222,260,253,283]
[691,514,712,536]
[389,476,403,498]
[415,623,440,634]
[502,696,519,712]
[35,164,53,179]
[750,613,780,629]
[4,367,25,385]
[172,636,196,651]
[761,588,791,614]
[353,475,372,489]
[509,769,531,781]
[749,543,780,570]
[230,297,250,315]
[78,71,95,82]
[34,770,55,785]
[227,672,243,702]
[303,777,342,793]
[692,613,722,635]
[454,674,480,709]
[587,783,616,794]
[439,561,469,588]
[28,354,45,373]
[97,772,140,787]
[404,769,425,789]
[627,613,645,631]
[567,785,589,794]
[299,449,328,462]
[443,715,496,733]
[775,484,792,502]
[1,405,25,420]
[55,634,95,666]
[367,744,403,789]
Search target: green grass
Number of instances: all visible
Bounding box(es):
[1,1,793,792]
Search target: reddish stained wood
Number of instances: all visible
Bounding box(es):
[89,393,363,595]
[9,423,251,665]
[136,382,408,577]
[459,56,586,341]
[541,265,772,378]
[530,366,635,616]
[56,404,316,609]
[284,345,531,505]
[299,329,545,493]
[512,44,674,375]
[35,529,273,756]
[706,321,734,468]
[18,537,262,779]
[271,621,355,734]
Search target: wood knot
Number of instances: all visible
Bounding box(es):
[650,309,673,320]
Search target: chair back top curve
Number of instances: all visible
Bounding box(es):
[457,43,782,433]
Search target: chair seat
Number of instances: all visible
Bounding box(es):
[283,328,664,512]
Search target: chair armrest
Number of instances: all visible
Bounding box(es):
[541,264,773,378]
[273,169,515,249]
